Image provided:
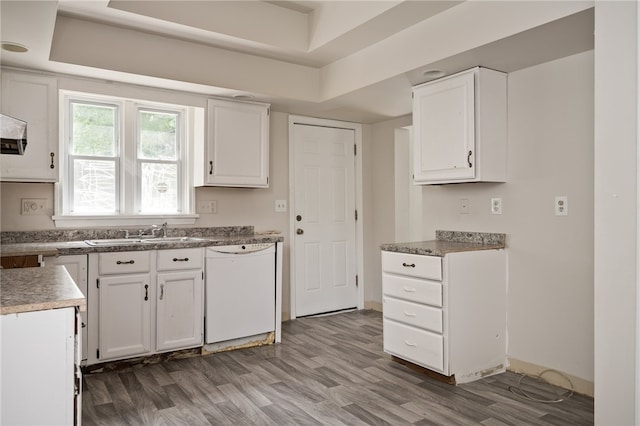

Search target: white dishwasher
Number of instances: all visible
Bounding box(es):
[205,243,276,345]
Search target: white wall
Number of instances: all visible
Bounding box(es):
[594,2,639,424]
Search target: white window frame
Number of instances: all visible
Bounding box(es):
[54,91,197,228]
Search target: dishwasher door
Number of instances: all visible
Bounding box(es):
[205,244,276,344]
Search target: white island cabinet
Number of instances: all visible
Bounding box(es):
[382,246,507,384]
[412,67,507,184]
[0,266,84,426]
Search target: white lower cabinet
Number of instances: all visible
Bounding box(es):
[382,249,507,384]
[88,248,203,364]
[98,273,152,361]
[156,248,203,352]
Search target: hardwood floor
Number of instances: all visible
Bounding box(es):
[82,310,594,425]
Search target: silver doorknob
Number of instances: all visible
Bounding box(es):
[296,228,304,235]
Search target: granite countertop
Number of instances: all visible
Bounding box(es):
[0,226,284,258]
[1,265,86,315]
[381,230,506,257]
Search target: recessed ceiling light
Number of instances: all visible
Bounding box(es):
[1,42,29,53]
[422,69,446,79]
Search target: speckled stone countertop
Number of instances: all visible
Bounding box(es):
[380,230,506,257]
[0,226,284,257]
[1,265,86,315]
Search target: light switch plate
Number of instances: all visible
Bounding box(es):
[491,198,502,215]
[197,200,217,214]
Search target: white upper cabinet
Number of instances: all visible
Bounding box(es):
[195,98,270,188]
[1,70,58,182]
[413,67,507,184]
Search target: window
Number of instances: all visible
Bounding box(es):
[56,91,196,227]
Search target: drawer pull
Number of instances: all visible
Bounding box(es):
[404,311,417,317]
[402,287,417,293]
[404,340,417,347]
[402,262,416,268]
[116,260,135,265]
[173,257,189,262]
[159,283,164,300]
[144,284,149,301]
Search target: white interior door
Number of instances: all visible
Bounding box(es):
[292,123,358,317]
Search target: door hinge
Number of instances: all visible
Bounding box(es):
[96,348,100,359]
[356,275,359,287]
[96,278,100,289]
[354,143,357,156]
[355,209,358,221]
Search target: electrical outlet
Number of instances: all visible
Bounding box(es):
[275,199,287,212]
[555,196,568,216]
[197,200,217,214]
[459,198,470,214]
[491,198,502,215]
[21,198,47,215]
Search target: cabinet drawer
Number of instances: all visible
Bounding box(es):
[157,248,203,271]
[98,251,151,275]
[383,273,442,307]
[383,319,444,372]
[383,297,442,333]
[382,251,442,280]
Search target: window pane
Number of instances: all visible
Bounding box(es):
[73,159,116,213]
[139,110,177,160]
[71,103,117,156]
[140,163,178,213]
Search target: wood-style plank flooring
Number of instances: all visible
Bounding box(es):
[82,310,594,425]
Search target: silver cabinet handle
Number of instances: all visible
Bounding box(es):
[404,340,417,347]
[403,287,417,293]
[159,283,164,300]
[404,311,417,317]
[467,150,473,168]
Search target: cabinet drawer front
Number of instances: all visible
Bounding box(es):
[98,251,151,275]
[157,248,203,271]
[383,319,444,372]
[383,274,442,307]
[383,297,443,333]
[382,251,442,280]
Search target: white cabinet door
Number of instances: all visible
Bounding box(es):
[156,270,203,351]
[413,70,475,183]
[98,273,152,361]
[1,70,58,182]
[44,254,88,361]
[203,98,269,187]
[412,67,507,185]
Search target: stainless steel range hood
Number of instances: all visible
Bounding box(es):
[1,114,27,155]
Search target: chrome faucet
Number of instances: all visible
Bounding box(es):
[160,222,168,238]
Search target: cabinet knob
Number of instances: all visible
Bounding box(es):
[296,228,304,235]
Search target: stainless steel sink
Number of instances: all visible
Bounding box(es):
[85,236,207,246]
[84,238,145,246]
[142,236,208,243]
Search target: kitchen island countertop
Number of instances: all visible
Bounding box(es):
[1,265,86,315]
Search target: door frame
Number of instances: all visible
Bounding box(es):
[288,115,364,319]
